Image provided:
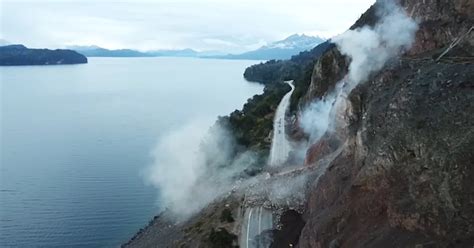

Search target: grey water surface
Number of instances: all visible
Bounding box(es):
[0,57,263,247]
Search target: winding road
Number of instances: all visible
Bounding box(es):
[269,80,295,166]
[240,81,295,247]
[240,206,273,248]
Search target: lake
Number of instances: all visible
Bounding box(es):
[0,57,263,247]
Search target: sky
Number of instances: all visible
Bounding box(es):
[0,0,375,53]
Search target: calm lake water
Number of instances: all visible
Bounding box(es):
[0,57,263,247]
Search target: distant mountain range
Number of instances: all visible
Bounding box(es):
[68,45,221,58]
[67,45,154,57]
[214,34,325,60]
[69,34,325,60]
[0,34,324,63]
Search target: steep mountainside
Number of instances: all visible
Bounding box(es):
[0,45,87,66]
[123,1,473,247]
[299,55,473,248]
[297,0,474,247]
[244,41,335,111]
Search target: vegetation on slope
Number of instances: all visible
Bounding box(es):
[207,228,238,248]
[219,82,290,153]
[243,41,334,111]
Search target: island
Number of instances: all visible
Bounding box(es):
[0,44,87,66]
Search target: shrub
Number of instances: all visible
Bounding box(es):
[208,228,237,248]
[220,208,234,223]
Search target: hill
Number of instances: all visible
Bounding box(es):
[69,46,154,57]
[0,45,87,66]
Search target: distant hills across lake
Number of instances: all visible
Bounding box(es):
[0,34,325,65]
[0,44,87,66]
[70,34,325,60]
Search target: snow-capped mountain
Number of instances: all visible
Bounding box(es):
[217,34,325,60]
[264,34,324,50]
[66,34,324,60]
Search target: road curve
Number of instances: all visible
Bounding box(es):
[269,80,295,166]
[240,206,273,248]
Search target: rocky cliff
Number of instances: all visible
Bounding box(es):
[298,0,473,247]
[300,53,474,248]
[123,1,473,247]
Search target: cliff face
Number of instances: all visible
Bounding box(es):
[303,0,473,103]
[404,0,473,54]
[303,48,348,103]
[298,0,473,247]
[0,45,88,66]
[300,58,474,248]
[123,1,473,247]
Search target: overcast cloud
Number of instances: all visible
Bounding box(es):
[0,0,375,53]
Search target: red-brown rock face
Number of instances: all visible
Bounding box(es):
[304,138,332,166]
[297,0,474,247]
[404,0,473,55]
[299,56,474,248]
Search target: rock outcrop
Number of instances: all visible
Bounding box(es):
[297,0,474,247]
[299,56,474,248]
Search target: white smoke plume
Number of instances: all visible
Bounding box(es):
[333,0,418,88]
[299,94,333,144]
[299,0,418,147]
[144,120,255,220]
[144,0,420,222]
